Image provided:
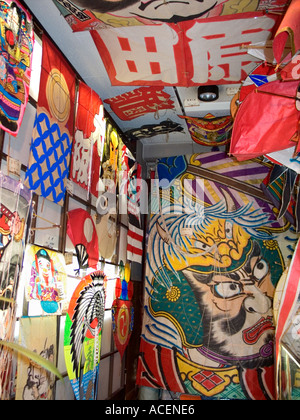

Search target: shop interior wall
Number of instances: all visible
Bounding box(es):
[0,26,143,400]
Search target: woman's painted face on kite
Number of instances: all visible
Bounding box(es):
[71,0,226,22]
[38,256,51,278]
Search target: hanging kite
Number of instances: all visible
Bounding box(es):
[271,0,300,85]
[0,175,32,400]
[22,245,67,315]
[104,87,174,121]
[0,1,34,136]
[101,121,120,190]
[273,0,300,64]
[274,239,300,399]
[112,299,134,360]
[69,81,106,198]
[280,51,300,81]
[231,62,278,118]
[137,151,299,400]
[64,270,107,400]
[261,162,300,232]
[112,262,134,359]
[127,163,144,264]
[25,35,76,206]
[230,79,300,161]
[180,114,233,147]
[67,208,99,273]
[238,62,279,103]
[95,211,117,261]
[52,0,227,29]
[125,120,184,142]
[91,13,278,87]
[53,0,288,30]
[16,316,57,400]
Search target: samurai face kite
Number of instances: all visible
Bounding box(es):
[182,239,275,368]
[149,192,281,369]
[71,0,227,22]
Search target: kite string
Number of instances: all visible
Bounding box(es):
[93,325,100,400]
[30,210,61,231]
[255,88,300,101]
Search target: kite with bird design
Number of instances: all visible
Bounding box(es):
[64,271,107,400]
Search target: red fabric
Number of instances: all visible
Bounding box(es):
[38,36,76,134]
[76,81,103,139]
[230,80,300,161]
[280,53,300,81]
[273,0,300,63]
[241,366,275,400]
[136,340,185,393]
[70,81,105,197]
[275,240,300,398]
[239,63,277,102]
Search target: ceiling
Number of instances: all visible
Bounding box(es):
[21,0,289,169]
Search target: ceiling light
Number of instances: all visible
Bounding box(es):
[198,85,219,102]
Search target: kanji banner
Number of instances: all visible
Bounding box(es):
[0,1,34,136]
[25,36,76,206]
[91,13,278,86]
[104,87,174,121]
[70,81,106,198]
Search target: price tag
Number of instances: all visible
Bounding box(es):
[7,157,21,177]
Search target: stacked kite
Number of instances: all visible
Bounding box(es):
[229,0,300,156]
[228,0,300,232]
[0,0,34,136]
[25,36,76,206]
[112,262,134,360]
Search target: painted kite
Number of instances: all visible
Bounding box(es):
[64,270,107,400]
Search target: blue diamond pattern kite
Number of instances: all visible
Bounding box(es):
[25,35,76,206]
